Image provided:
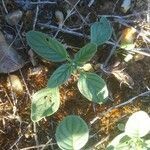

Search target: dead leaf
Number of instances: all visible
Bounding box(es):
[0,31,24,73]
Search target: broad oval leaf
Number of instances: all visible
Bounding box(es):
[31,87,60,122]
[56,115,89,150]
[125,111,150,138]
[48,63,73,88]
[26,31,68,62]
[91,17,112,46]
[74,43,97,65]
[77,72,108,104]
[107,133,131,150]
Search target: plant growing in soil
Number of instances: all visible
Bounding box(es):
[55,115,89,150]
[26,17,112,122]
[107,111,150,150]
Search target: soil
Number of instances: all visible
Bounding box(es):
[0,0,149,150]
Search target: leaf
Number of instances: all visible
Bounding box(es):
[77,72,108,104]
[48,63,73,88]
[91,17,112,46]
[55,115,89,150]
[26,31,69,62]
[107,133,131,150]
[31,87,60,122]
[125,111,150,138]
[145,140,150,148]
[121,43,135,51]
[74,43,97,65]
[0,31,24,73]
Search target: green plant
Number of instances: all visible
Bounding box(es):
[91,16,112,45]
[56,115,89,150]
[31,87,60,122]
[107,111,150,150]
[26,17,112,122]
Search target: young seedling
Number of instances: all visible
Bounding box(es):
[107,111,150,150]
[56,115,89,150]
[26,17,112,122]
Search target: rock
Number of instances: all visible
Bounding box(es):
[120,27,136,51]
[121,0,132,13]
[14,0,35,10]
[5,10,23,26]
[0,31,24,73]
[55,10,64,27]
[82,63,94,72]
[7,75,24,94]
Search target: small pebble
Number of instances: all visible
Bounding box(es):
[55,10,64,27]
[82,63,94,72]
[5,10,23,26]
[121,0,132,13]
[134,54,145,61]
[7,75,24,94]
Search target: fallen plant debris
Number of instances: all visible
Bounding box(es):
[0,31,24,73]
[0,0,149,149]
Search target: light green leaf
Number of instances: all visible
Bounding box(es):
[107,133,131,150]
[31,87,60,122]
[55,115,89,150]
[26,31,69,62]
[145,140,150,148]
[125,111,150,138]
[74,43,97,65]
[77,72,108,104]
[48,63,73,88]
[91,17,112,46]
[120,43,135,50]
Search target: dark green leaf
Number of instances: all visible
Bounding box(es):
[77,72,108,104]
[48,63,73,88]
[74,43,97,65]
[31,87,60,122]
[56,115,89,150]
[26,31,69,62]
[91,17,112,46]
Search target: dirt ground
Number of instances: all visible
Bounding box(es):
[0,0,150,150]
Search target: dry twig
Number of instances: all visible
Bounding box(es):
[90,90,150,125]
